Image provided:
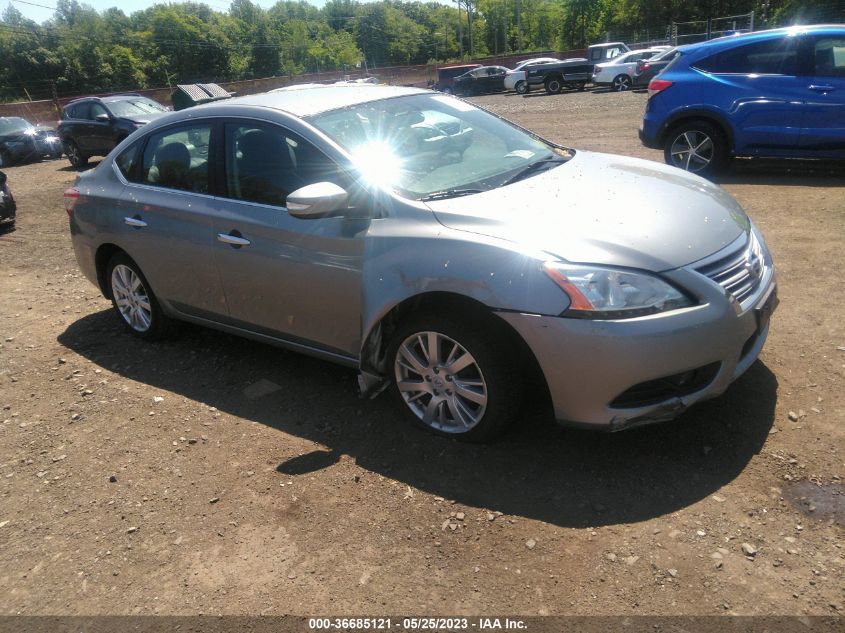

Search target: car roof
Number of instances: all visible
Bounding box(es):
[65,94,145,106]
[194,84,430,118]
[677,24,845,55]
[438,64,481,70]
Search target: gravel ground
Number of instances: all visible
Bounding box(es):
[0,88,843,617]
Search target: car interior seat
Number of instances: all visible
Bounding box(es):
[152,142,192,191]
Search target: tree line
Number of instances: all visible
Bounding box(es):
[0,0,839,101]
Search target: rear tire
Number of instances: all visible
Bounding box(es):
[663,120,728,177]
[612,74,632,91]
[106,252,171,340]
[387,313,524,442]
[515,80,528,95]
[66,141,88,168]
[544,77,562,94]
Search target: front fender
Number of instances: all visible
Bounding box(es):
[360,218,569,354]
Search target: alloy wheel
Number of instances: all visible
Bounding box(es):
[669,130,714,173]
[394,330,488,433]
[612,75,631,91]
[111,264,152,332]
[67,143,82,166]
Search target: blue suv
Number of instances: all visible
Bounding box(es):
[640,25,845,175]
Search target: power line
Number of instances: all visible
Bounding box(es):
[10,0,57,10]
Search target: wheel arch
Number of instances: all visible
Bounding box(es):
[659,109,736,152]
[359,291,549,403]
[94,242,125,299]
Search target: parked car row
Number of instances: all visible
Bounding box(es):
[437,42,660,96]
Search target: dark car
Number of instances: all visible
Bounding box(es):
[58,95,168,167]
[633,47,680,87]
[0,117,62,167]
[0,170,15,228]
[432,64,482,94]
[640,25,845,175]
[453,65,509,95]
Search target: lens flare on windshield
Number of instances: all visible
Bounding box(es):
[351,140,404,187]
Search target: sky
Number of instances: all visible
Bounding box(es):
[5,0,453,24]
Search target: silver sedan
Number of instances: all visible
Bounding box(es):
[65,85,777,441]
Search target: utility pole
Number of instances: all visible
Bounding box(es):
[454,0,463,58]
[516,0,522,53]
[467,0,473,58]
[50,80,59,117]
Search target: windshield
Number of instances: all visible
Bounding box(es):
[309,93,568,200]
[105,99,166,118]
[0,117,32,134]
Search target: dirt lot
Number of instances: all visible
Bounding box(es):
[0,88,843,617]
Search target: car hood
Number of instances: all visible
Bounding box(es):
[423,151,749,272]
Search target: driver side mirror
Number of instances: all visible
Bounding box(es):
[287,182,348,218]
[95,113,110,122]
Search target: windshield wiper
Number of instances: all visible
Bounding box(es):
[500,156,566,187]
[419,188,485,201]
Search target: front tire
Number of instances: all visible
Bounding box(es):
[663,121,728,176]
[65,141,88,168]
[388,314,524,442]
[544,77,562,94]
[106,252,170,340]
[612,74,632,91]
[515,80,529,95]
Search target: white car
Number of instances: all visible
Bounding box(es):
[592,47,671,91]
[504,57,560,94]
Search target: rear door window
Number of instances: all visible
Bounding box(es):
[813,37,845,77]
[70,103,90,120]
[695,37,802,75]
[139,124,211,193]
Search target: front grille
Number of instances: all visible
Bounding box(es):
[610,362,721,409]
[695,232,765,304]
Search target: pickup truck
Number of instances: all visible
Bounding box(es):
[524,42,631,94]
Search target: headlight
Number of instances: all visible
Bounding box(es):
[543,261,693,319]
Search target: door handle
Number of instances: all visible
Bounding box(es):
[217,232,251,247]
[809,84,836,92]
[124,216,147,228]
